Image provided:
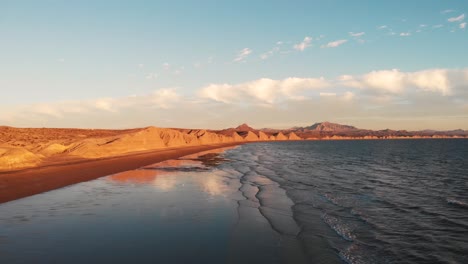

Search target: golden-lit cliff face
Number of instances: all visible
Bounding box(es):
[1,122,465,171]
[0,125,301,171]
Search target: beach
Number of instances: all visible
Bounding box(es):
[0,142,243,204]
[0,144,309,263]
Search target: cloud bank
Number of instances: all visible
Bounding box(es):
[2,68,467,130]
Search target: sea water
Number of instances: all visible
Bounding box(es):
[0,140,467,263]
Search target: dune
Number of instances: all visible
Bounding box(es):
[257,131,270,140]
[219,130,243,142]
[188,129,233,145]
[273,132,288,140]
[0,147,42,170]
[287,132,302,140]
[39,143,69,156]
[0,124,307,172]
[238,131,260,141]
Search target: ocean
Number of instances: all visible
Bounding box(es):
[0,140,467,263]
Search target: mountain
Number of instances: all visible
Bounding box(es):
[235,123,255,131]
[303,121,358,132]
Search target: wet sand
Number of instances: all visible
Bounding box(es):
[0,142,243,204]
[0,146,308,263]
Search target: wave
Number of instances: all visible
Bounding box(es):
[322,213,356,241]
[446,198,468,208]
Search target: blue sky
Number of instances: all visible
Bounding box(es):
[1,0,467,129]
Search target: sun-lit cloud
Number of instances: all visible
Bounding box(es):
[441,9,455,14]
[293,36,312,51]
[448,14,465,22]
[321,39,348,48]
[400,32,411,37]
[233,48,252,62]
[460,22,467,29]
[2,68,467,130]
[377,25,387,29]
[198,77,330,104]
[339,68,468,96]
[349,32,365,37]
[0,88,181,122]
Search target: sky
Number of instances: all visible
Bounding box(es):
[0,0,467,130]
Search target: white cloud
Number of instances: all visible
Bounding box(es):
[233,48,252,62]
[94,98,116,112]
[162,63,170,70]
[340,68,468,96]
[377,25,387,30]
[349,32,365,37]
[0,88,182,121]
[441,9,454,14]
[460,22,467,29]
[260,46,280,60]
[342,91,355,101]
[433,24,443,28]
[321,39,348,48]
[173,66,184,75]
[400,32,411,36]
[2,69,467,130]
[293,36,312,51]
[199,77,330,104]
[146,73,158,80]
[150,89,181,108]
[448,14,465,22]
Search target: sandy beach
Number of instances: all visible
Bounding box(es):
[0,142,243,204]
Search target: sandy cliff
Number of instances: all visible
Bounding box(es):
[0,124,301,171]
[0,122,466,171]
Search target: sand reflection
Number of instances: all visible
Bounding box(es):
[201,171,232,196]
[109,168,232,196]
[152,174,178,191]
[108,148,236,195]
[109,169,178,191]
[109,170,158,184]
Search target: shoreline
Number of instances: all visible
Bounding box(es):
[0,142,244,204]
[1,137,465,204]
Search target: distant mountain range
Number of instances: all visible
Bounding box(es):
[259,121,468,139]
[1,122,466,171]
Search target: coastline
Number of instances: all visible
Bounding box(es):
[0,142,244,204]
[1,137,465,204]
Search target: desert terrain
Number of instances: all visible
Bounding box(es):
[1,122,466,203]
